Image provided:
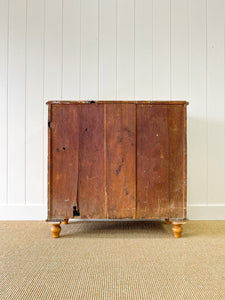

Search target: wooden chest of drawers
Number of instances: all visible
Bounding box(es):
[47,101,188,238]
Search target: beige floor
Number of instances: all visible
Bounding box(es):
[0,220,224,300]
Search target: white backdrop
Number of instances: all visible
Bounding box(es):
[0,0,225,220]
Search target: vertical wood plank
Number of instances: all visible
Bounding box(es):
[207,0,225,205]
[189,0,207,205]
[78,104,105,218]
[62,0,80,99]
[171,0,188,99]
[8,0,26,205]
[168,105,186,219]
[117,0,134,99]
[137,105,169,219]
[47,104,52,217]
[50,105,79,218]
[106,104,136,219]
[152,0,170,99]
[0,0,8,204]
[80,0,98,100]
[135,0,153,100]
[99,0,117,100]
[26,0,44,205]
[44,0,62,100]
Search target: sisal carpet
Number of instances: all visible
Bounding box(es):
[0,220,224,300]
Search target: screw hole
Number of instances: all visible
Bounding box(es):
[62,147,66,151]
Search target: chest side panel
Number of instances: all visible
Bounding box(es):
[49,105,79,219]
[136,105,169,219]
[168,105,187,219]
[106,104,136,219]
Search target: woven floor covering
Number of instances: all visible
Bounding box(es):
[0,220,224,300]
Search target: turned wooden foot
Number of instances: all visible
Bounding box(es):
[50,223,61,238]
[62,219,69,225]
[172,222,185,238]
[165,218,172,225]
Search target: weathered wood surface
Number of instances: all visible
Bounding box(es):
[137,105,169,219]
[77,104,106,219]
[106,104,136,219]
[48,105,79,219]
[168,105,187,219]
[47,101,188,221]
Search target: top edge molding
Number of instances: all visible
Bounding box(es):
[46,100,189,105]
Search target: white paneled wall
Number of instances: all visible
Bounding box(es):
[0,0,224,220]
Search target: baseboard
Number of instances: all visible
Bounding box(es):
[187,205,225,220]
[0,205,224,221]
[0,205,47,220]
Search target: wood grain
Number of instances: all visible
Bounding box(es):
[168,105,186,219]
[106,104,136,218]
[47,104,52,218]
[49,105,79,219]
[47,101,188,223]
[77,104,106,218]
[137,105,169,219]
[172,221,185,238]
[50,223,61,238]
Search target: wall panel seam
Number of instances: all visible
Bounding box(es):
[115,0,118,100]
[61,0,64,99]
[134,0,135,99]
[6,0,10,206]
[170,0,172,100]
[79,0,82,100]
[25,0,28,206]
[98,0,100,99]
[206,0,208,206]
[43,0,46,206]
[152,0,154,99]
[222,0,225,206]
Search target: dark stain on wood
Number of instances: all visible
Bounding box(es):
[106,104,136,219]
[48,105,79,219]
[77,104,105,219]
